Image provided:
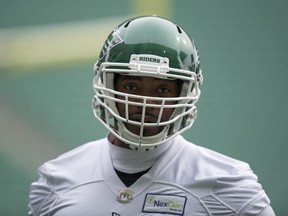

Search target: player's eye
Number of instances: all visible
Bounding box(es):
[158,87,170,94]
[124,83,137,91]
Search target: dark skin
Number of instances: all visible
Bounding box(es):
[109,74,181,148]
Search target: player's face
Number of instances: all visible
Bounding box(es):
[114,75,180,137]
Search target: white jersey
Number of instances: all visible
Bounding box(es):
[29,135,271,216]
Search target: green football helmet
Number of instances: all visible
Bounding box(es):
[92,16,203,150]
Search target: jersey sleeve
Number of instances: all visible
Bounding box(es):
[257,205,276,216]
[28,164,57,216]
[207,166,272,215]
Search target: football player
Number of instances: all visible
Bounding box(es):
[29,16,275,215]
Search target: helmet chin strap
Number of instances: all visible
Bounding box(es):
[117,122,170,151]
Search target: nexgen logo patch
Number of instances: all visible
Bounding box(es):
[142,194,187,215]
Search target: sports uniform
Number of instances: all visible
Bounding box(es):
[29,136,272,215]
[28,16,275,215]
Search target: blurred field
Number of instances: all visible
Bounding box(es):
[0,0,287,215]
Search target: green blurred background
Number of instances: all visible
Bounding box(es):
[0,0,287,215]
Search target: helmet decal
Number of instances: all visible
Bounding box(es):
[99,28,123,60]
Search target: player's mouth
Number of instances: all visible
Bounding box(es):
[125,113,165,136]
[128,113,159,124]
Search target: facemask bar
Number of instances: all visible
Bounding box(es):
[94,87,195,126]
